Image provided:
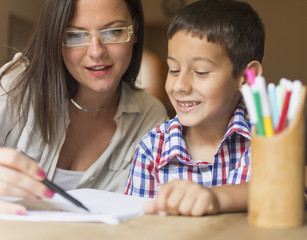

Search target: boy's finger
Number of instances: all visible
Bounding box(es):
[143,200,157,214]
[191,189,218,216]
[190,194,210,216]
[155,182,175,214]
[165,186,186,215]
[177,193,197,216]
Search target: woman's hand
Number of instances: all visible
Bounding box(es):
[0,147,54,215]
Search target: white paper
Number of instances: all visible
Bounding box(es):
[0,189,152,224]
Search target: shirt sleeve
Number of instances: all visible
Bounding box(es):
[124,134,158,198]
[227,147,251,185]
[0,53,25,145]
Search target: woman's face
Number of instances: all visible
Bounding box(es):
[62,0,135,97]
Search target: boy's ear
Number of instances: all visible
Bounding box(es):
[240,60,263,86]
[246,60,263,76]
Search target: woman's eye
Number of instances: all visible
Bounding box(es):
[102,29,123,38]
[69,32,87,39]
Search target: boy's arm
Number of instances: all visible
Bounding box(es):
[211,182,248,213]
[124,144,157,198]
[143,179,248,216]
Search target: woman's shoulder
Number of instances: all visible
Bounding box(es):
[121,82,169,118]
[0,53,28,91]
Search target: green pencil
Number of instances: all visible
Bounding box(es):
[252,85,265,136]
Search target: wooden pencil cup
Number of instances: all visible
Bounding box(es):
[248,86,306,228]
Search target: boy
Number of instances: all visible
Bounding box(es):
[125,0,265,216]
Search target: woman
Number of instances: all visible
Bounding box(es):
[0,0,168,214]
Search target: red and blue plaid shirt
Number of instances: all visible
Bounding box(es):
[125,100,252,198]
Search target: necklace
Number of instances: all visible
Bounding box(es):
[70,99,106,112]
[70,93,120,112]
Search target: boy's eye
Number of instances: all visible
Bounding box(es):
[169,69,180,74]
[195,71,209,76]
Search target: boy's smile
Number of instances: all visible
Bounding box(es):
[177,100,201,112]
[166,30,245,132]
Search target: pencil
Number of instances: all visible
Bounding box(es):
[268,83,279,129]
[276,83,292,133]
[42,179,90,212]
[251,84,265,136]
[256,76,274,136]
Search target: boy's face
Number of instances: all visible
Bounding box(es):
[166,31,245,129]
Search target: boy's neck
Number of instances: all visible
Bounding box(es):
[183,122,228,163]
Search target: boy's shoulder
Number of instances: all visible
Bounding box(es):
[147,117,182,136]
[139,117,182,146]
[138,117,185,158]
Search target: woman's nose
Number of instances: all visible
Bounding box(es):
[87,35,108,59]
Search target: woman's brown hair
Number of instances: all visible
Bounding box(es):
[0,0,144,145]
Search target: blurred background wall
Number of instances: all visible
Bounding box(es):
[0,0,306,85]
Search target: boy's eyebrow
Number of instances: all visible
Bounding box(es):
[193,57,217,66]
[167,56,217,66]
[166,56,176,62]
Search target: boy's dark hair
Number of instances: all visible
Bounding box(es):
[167,0,265,77]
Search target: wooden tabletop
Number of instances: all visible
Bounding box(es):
[1,211,306,240]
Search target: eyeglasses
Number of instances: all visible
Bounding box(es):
[62,25,133,48]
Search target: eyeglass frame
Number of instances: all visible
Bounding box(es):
[62,25,134,48]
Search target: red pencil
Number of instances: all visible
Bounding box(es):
[276,88,292,133]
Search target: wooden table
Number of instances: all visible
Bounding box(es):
[1,211,306,240]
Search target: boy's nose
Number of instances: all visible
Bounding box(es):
[173,72,193,93]
[87,35,108,59]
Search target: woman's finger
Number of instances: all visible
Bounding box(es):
[0,166,53,199]
[0,148,46,180]
[0,199,27,215]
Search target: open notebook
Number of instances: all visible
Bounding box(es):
[0,189,152,225]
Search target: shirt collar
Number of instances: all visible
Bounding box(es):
[114,82,141,119]
[223,98,252,141]
[158,117,195,168]
[158,99,251,168]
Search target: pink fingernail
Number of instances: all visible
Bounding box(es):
[16,210,26,215]
[37,169,46,178]
[44,189,55,198]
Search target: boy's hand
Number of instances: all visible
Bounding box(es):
[143,179,220,216]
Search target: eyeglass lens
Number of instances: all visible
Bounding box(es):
[63,26,132,47]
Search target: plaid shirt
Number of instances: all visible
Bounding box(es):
[125,100,252,198]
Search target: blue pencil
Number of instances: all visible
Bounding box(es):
[268,83,279,129]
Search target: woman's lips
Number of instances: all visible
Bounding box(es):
[86,65,112,77]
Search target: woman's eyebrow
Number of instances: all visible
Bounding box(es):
[66,20,129,30]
